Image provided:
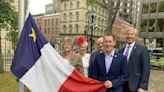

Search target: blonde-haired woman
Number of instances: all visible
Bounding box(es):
[76,37,90,77]
[60,37,84,74]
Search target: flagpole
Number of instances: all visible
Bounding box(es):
[18,0,25,37]
[18,0,25,92]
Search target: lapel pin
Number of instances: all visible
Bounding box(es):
[114,55,117,57]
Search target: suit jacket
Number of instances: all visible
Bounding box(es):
[119,42,150,91]
[60,52,84,74]
[88,51,101,78]
[91,51,128,92]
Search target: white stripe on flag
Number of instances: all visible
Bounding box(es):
[20,43,74,92]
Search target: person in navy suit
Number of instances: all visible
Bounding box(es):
[88,37,104,78]
[91,35,128,92]
[119,27,150,92]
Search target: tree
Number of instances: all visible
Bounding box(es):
[0,0,18,73]
[7,31,18,50]
[87,0,121,35]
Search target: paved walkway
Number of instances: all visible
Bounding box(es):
[148,69,164,92]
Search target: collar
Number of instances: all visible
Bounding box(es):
[105,50,115,57]
[100,51,103,53]
[126,41,135,48]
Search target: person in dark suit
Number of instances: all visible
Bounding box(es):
[88,37,104,78]
[91,35,128,92]
[119,27,150,92]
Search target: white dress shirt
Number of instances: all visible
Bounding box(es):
[105,50,115,73]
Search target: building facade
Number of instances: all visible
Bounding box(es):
[115,0,142,30]
[34,13,61,51]
[60,0,108,52]
[46,0,61,13]
[44,0,143,52]
[140,0,164,54]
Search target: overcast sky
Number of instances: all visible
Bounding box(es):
[28,0,52,15]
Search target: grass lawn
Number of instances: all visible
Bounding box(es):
[0,72,19,92]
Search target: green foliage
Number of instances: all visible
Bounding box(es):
[151,58,164,69]
[0,0,18,31]
[86,0,97,7]
[7,31,18,50]
[159,58,164,62]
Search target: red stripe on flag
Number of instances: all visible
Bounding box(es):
[59,69,106,92]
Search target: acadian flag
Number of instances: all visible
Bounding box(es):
[11,13,106,92]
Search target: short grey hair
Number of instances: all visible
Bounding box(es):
[125,27,138,35]
[96,37,104,44]
[63,37,74,45]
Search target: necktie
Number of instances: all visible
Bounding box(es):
[124,46,131,57]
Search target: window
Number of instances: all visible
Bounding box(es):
[95,6,97,12]
[150,2,157,13]
[101,29,103,35]
[75,12,79,21]
[64,3,67,10]
[63,25,66,33]
[156,19,164,32]
[75,24,79,33]
[52,27,54,34]
[70,2,73,9]
[76,1,79,8]
[98,17,100,25]
[56,19,58,26]
[63,13,67,22]
[69,12,73,22]
[48,27,50,34]
[48,19,50,26]
[158,1,164,12]
[94,16,97,25]
[106,20,107,26]
[148,19,155,32]
[119,13,122,17]
[112,2,114,6]
[52,19,54,26]
[102,19,104,26]
[99,8,101,14]
[141,19,147,32]
[56,27,58,34]
[69,25,72,33]
[156,38,163,47]
[97,28,100,35]
[102,9,104,16]
[44,28,47,34]
[45,19,47,26]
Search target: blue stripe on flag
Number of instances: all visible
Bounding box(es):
[11,13,48,79]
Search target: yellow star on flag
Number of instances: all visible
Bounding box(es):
[28,27,36,42]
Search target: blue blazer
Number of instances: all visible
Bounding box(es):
[91,51,128,92]
[119,42,150,91]
[88,51,101,78]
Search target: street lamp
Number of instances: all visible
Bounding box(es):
[90,15,95,52]
[86,9,95,52]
